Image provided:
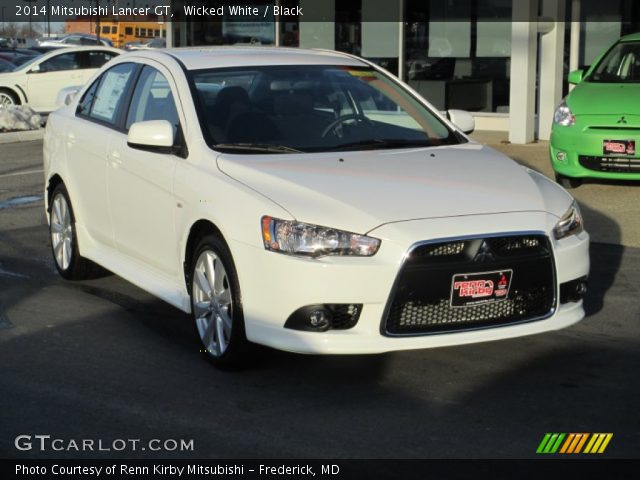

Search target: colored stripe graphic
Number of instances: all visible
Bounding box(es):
[536,433,565,454]
[559,433,575,454]
[537,433,613,454]
[536,433,552,454]
[584,433,614,454]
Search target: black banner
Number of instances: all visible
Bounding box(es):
[2,459,639,480]
[0,0,626,23]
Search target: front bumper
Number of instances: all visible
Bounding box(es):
[550,122,640,180]
[231,212,590,354]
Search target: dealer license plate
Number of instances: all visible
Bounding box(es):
[450,270,513,307]
[603,139,635,156]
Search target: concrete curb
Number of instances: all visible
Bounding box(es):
[0,129,44,145]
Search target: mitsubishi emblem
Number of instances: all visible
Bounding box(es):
[474,241,495,262]
[617,116,627,124]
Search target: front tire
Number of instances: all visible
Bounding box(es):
[49,184,101,280]
[190,234,249,368]
[0,89,19,107]
[555,174,582,189]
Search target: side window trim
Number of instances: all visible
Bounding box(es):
[76,73,105,120]
[124,64,188,159]
[113,64,143,131]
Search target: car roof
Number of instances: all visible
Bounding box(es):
[36,46,119,57]
[620,32,640,42]
[128,47,367,70]
[9,46,120,71]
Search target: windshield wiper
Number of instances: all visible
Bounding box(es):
[326,138,434,151]
[212,143,303,154]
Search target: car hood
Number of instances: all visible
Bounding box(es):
[217,143,553,234]
[568,82,640,115]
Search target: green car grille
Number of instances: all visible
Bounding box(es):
[579,155,640,173]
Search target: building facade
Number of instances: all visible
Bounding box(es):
[166,0,640,143]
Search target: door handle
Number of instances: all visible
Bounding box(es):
[109,150,122,167]
[66,133,76,147]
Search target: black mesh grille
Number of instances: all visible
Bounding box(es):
[330,304,361,330]
[384,235,555,335]
[484,235,544,255]
[413,241,466,258]
[388,287,551,333]
[409,235,548,263]
[579,156,640,173]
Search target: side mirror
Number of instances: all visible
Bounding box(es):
[568,69,584,85]
[127,120,174,153]
[447,109,475,135]
[28,64,41,74]
[56,86,81,107]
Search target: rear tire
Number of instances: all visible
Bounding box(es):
[555,174,582,189]
[49,183,102,280]
[190,234,250,369]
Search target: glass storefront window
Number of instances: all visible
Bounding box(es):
[184,1,276,47]
[404,0,511,113]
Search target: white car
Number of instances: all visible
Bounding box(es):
[0,46,119,112]
[38,34,111,48]
[43,47,589,368]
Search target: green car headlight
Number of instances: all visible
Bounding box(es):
[553,99,576,127]
[261,216,380,258]
[553,201,584,239]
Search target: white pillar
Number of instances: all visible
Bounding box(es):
[509,0,538,144]
[274,0,280,46]
[165,18,173,48]
[569,0,581,72]
[538,0,566,141]
[180,21,187,47]
[298,0,335,49]
[398,0,405,81]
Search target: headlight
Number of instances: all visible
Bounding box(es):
[553,201,584,239]
[261,216,381,257]
[553,99,576,126]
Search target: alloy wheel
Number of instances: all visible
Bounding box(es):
[50,193,74,271]
[0,92,16,107]
[192,249,234,357]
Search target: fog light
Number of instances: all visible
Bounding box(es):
[309,309,331,329]
[560,276,588,303]
[285,305,333,332]
[285,303,362,332]
[556,151,567,162]
[575,280,588,297]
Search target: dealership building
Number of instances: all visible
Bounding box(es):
[162,0,638,143]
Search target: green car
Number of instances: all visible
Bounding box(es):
[550,32,640,188]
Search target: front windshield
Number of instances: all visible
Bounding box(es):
[588,41,640,83]
[189,65,460,153]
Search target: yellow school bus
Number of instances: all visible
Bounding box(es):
[97,20,166,48]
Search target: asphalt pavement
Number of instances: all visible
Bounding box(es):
[0,140,638,459]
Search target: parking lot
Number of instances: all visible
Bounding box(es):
[0,138,639,458]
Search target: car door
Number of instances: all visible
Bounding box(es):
[107,64,183,277]
[26,52,84,111]
[65,62,137,248]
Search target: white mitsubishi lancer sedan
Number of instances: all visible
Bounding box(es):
[0,46,120,112]
[43,47,590,368]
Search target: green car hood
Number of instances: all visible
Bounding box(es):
[568,82,640,115]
